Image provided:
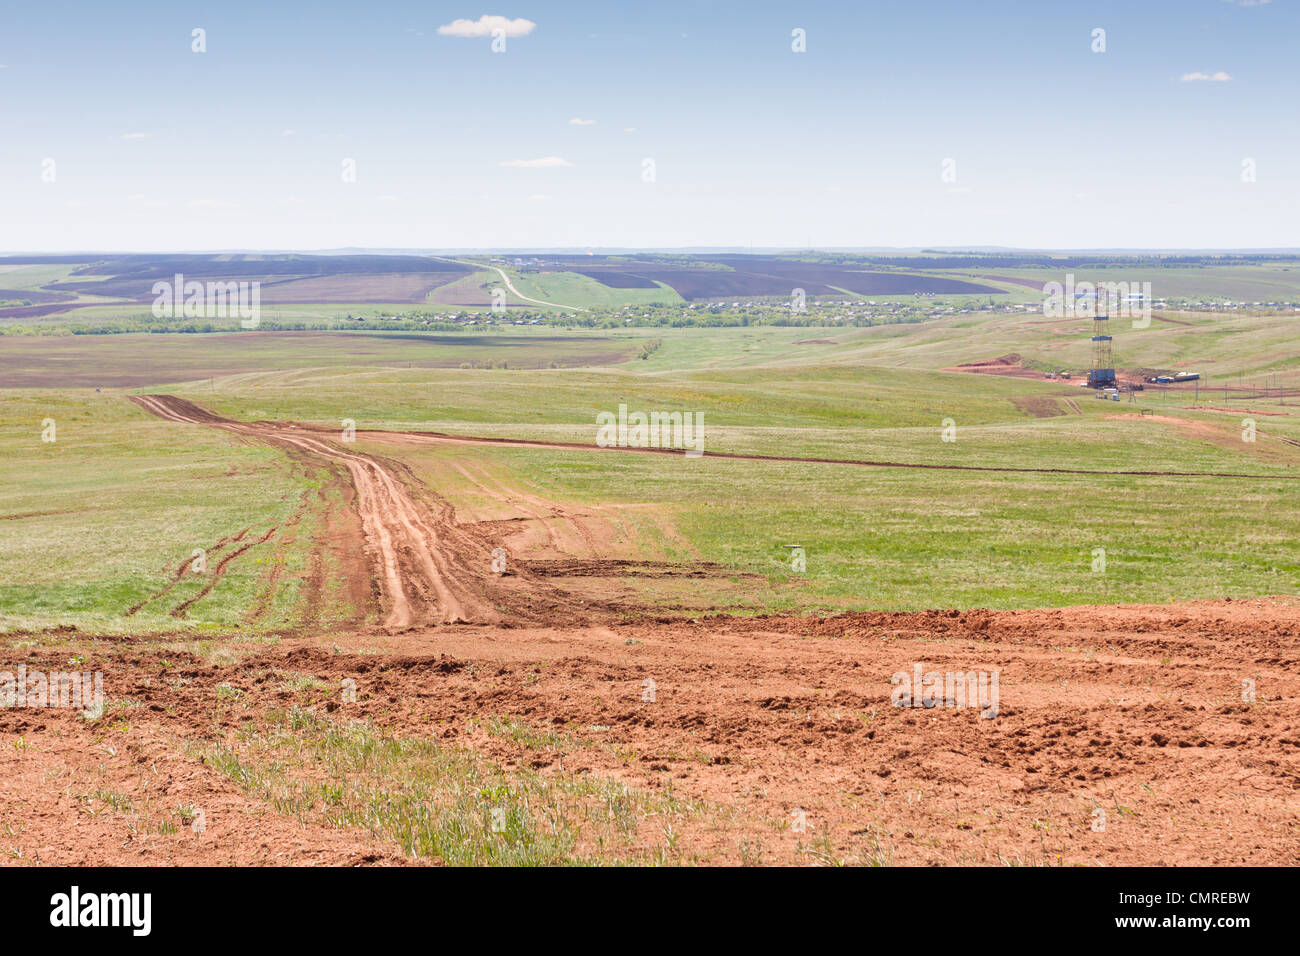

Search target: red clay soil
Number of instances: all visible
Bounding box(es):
[0,719,412,866]
[4,598,1298,865]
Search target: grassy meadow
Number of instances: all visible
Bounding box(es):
[0,390,330,633]
[2,307,1299,631]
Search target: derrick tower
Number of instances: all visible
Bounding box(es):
[1088,291,1116,388]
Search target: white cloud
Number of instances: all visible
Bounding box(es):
[498,156,573,168]
[528,194,553,200]
[186,199,240,210]
[120,132,152,140]
[623,127,637,133]
[1222,0,1269,7]
[376,194,399,202]
[438,15,536,38]
[282,129,297,136]
[1181,71,1233,82]
[568,117,597,126]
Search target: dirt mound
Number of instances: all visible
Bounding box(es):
[944,354,1051,381]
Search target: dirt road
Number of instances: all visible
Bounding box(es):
[130,394,587,629]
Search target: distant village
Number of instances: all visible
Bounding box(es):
[347,290,1300,331]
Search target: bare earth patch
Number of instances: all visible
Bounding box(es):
[3,597,1297,865]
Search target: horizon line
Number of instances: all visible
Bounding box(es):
[5,246,1300,257]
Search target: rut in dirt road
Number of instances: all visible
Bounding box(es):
[130,394,579,629]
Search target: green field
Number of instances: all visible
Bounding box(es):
[448,442,1299,613]
[426,264,682,311]
[0,390,321,633]
[507,270,682,309]
[0,263,88,292]
[3,304,1298,632]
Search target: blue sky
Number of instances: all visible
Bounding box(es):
[0,0,1294,251]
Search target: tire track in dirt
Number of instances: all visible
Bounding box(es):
[130,395,589,629]
[453,459,632,559]
[298,478,370,628]
[245,488,311,627]
[126,528,251,617]
[173,525,280,618]
[133,395,482,627]
[450,461,566,554]
[450,459,608,557]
